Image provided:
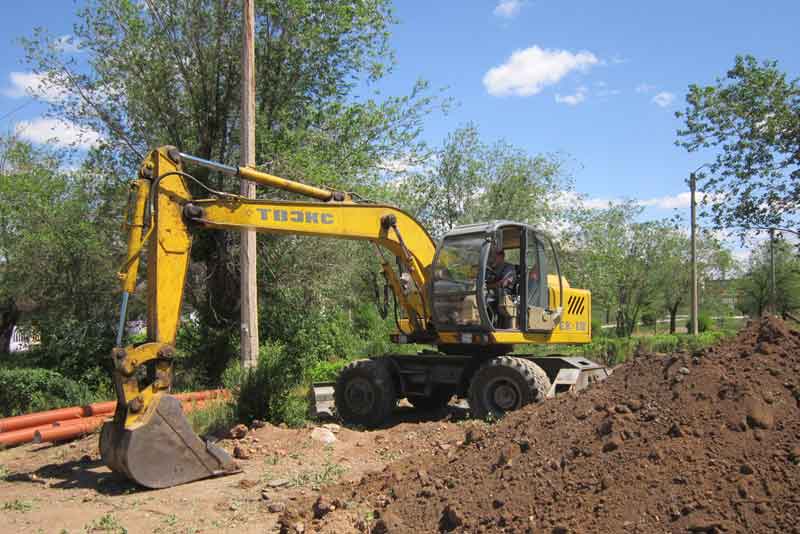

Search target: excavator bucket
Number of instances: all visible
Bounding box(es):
[100,394,240,489]
[100,345,239,489]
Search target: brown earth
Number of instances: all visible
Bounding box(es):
[2,317,799,534]
[0,405,467,533]
[287,317,800,533]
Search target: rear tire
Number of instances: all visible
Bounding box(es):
[407,389,453,412]
[469,356,551,419]
[335,359,396,427]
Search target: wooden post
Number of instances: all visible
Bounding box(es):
[769,228,776,315]
[240,0,259,368]
[690,172,698,336]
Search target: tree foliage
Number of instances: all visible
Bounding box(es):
[399,123,570,237]
[0,135,119,386]
[738,238,800,317]
[676,55,800,232]
[23,0,444,384]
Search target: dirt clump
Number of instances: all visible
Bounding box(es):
[303,317,800,532]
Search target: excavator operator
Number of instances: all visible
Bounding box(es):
[487,249,518,328]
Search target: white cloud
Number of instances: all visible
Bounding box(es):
[555,86,588,106]
[639,192,691,209]
[597,88,621,98]
[379,157,414,174]
[15,118,101,149]
[638,190,723,209]
[53,35,81,54]
[652,91,675,108]
[483,46,599,97]
[494,0,523,18]
[2,72,68,103]
[635,83,655,94]
[566,190,719,211]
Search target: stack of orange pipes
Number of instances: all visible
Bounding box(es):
[0,390,229,447]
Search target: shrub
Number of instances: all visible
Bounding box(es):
[186,400,236,437]
[0,368,94,417]
[307,358,355,383]
[686,312,714,333]
[223,341,300,425]
[173,317,238,389]
[591,319,604,339]
[640,312,657,327]
[24,317,115,391]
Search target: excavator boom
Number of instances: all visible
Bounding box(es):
[101,147,438,487]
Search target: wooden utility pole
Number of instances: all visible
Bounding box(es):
[240,0,259,368]
[769,228,776,315]
[690,172,698,335]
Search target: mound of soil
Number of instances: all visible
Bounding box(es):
[291,317,800,533]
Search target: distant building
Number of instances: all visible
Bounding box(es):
[9,326,41,353]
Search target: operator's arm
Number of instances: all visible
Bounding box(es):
[486,263,515,289]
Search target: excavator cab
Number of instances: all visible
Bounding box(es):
[430,222,562,334]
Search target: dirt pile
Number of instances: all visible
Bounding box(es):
[292,317,800,533]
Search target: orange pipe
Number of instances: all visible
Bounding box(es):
[0,423,58,446]
[0,390,230,435]
[0,407,86,433]
[34,416,106,444]
[20,397,225,446]
[85,401,116,416]
[33,400,216,444]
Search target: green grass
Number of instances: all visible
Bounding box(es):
[186,400,236,437]
[2,499,35,512]
[522,329,737,366]
[288,456,347,490]
[84,513,127,533]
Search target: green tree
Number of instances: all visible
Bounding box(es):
[738,238,800,317]
[650,224,690,334]
[676,55,800,232]
[24,0,443,382]
[564,206,690,336]
[0,135,119,383]
[400,123,570,237]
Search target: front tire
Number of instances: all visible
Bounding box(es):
[335,359,397,427]
[469,356,551,419]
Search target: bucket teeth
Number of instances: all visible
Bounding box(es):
[100,394,239,489]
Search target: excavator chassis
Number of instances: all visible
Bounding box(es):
[312,352,610,421]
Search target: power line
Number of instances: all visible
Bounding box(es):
[0,101,33,124]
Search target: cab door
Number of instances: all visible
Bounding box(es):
[524,229,558,332]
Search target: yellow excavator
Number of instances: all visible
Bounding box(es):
[100,146,607,489]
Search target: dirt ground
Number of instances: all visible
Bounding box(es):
[2,316,799,534]
[0,402,469,533]
[296,316,800,533]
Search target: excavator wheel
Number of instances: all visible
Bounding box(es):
[469,356,551,419]
[100,394,240,489]
[334,359,396,428]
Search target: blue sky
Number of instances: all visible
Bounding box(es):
[1,0,798,225]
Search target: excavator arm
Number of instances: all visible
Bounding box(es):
[101,146,437,488]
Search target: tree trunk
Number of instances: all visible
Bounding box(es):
[669,304,679,334]
[0,299,19,354]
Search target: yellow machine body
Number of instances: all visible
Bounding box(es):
[101,146,593,488]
